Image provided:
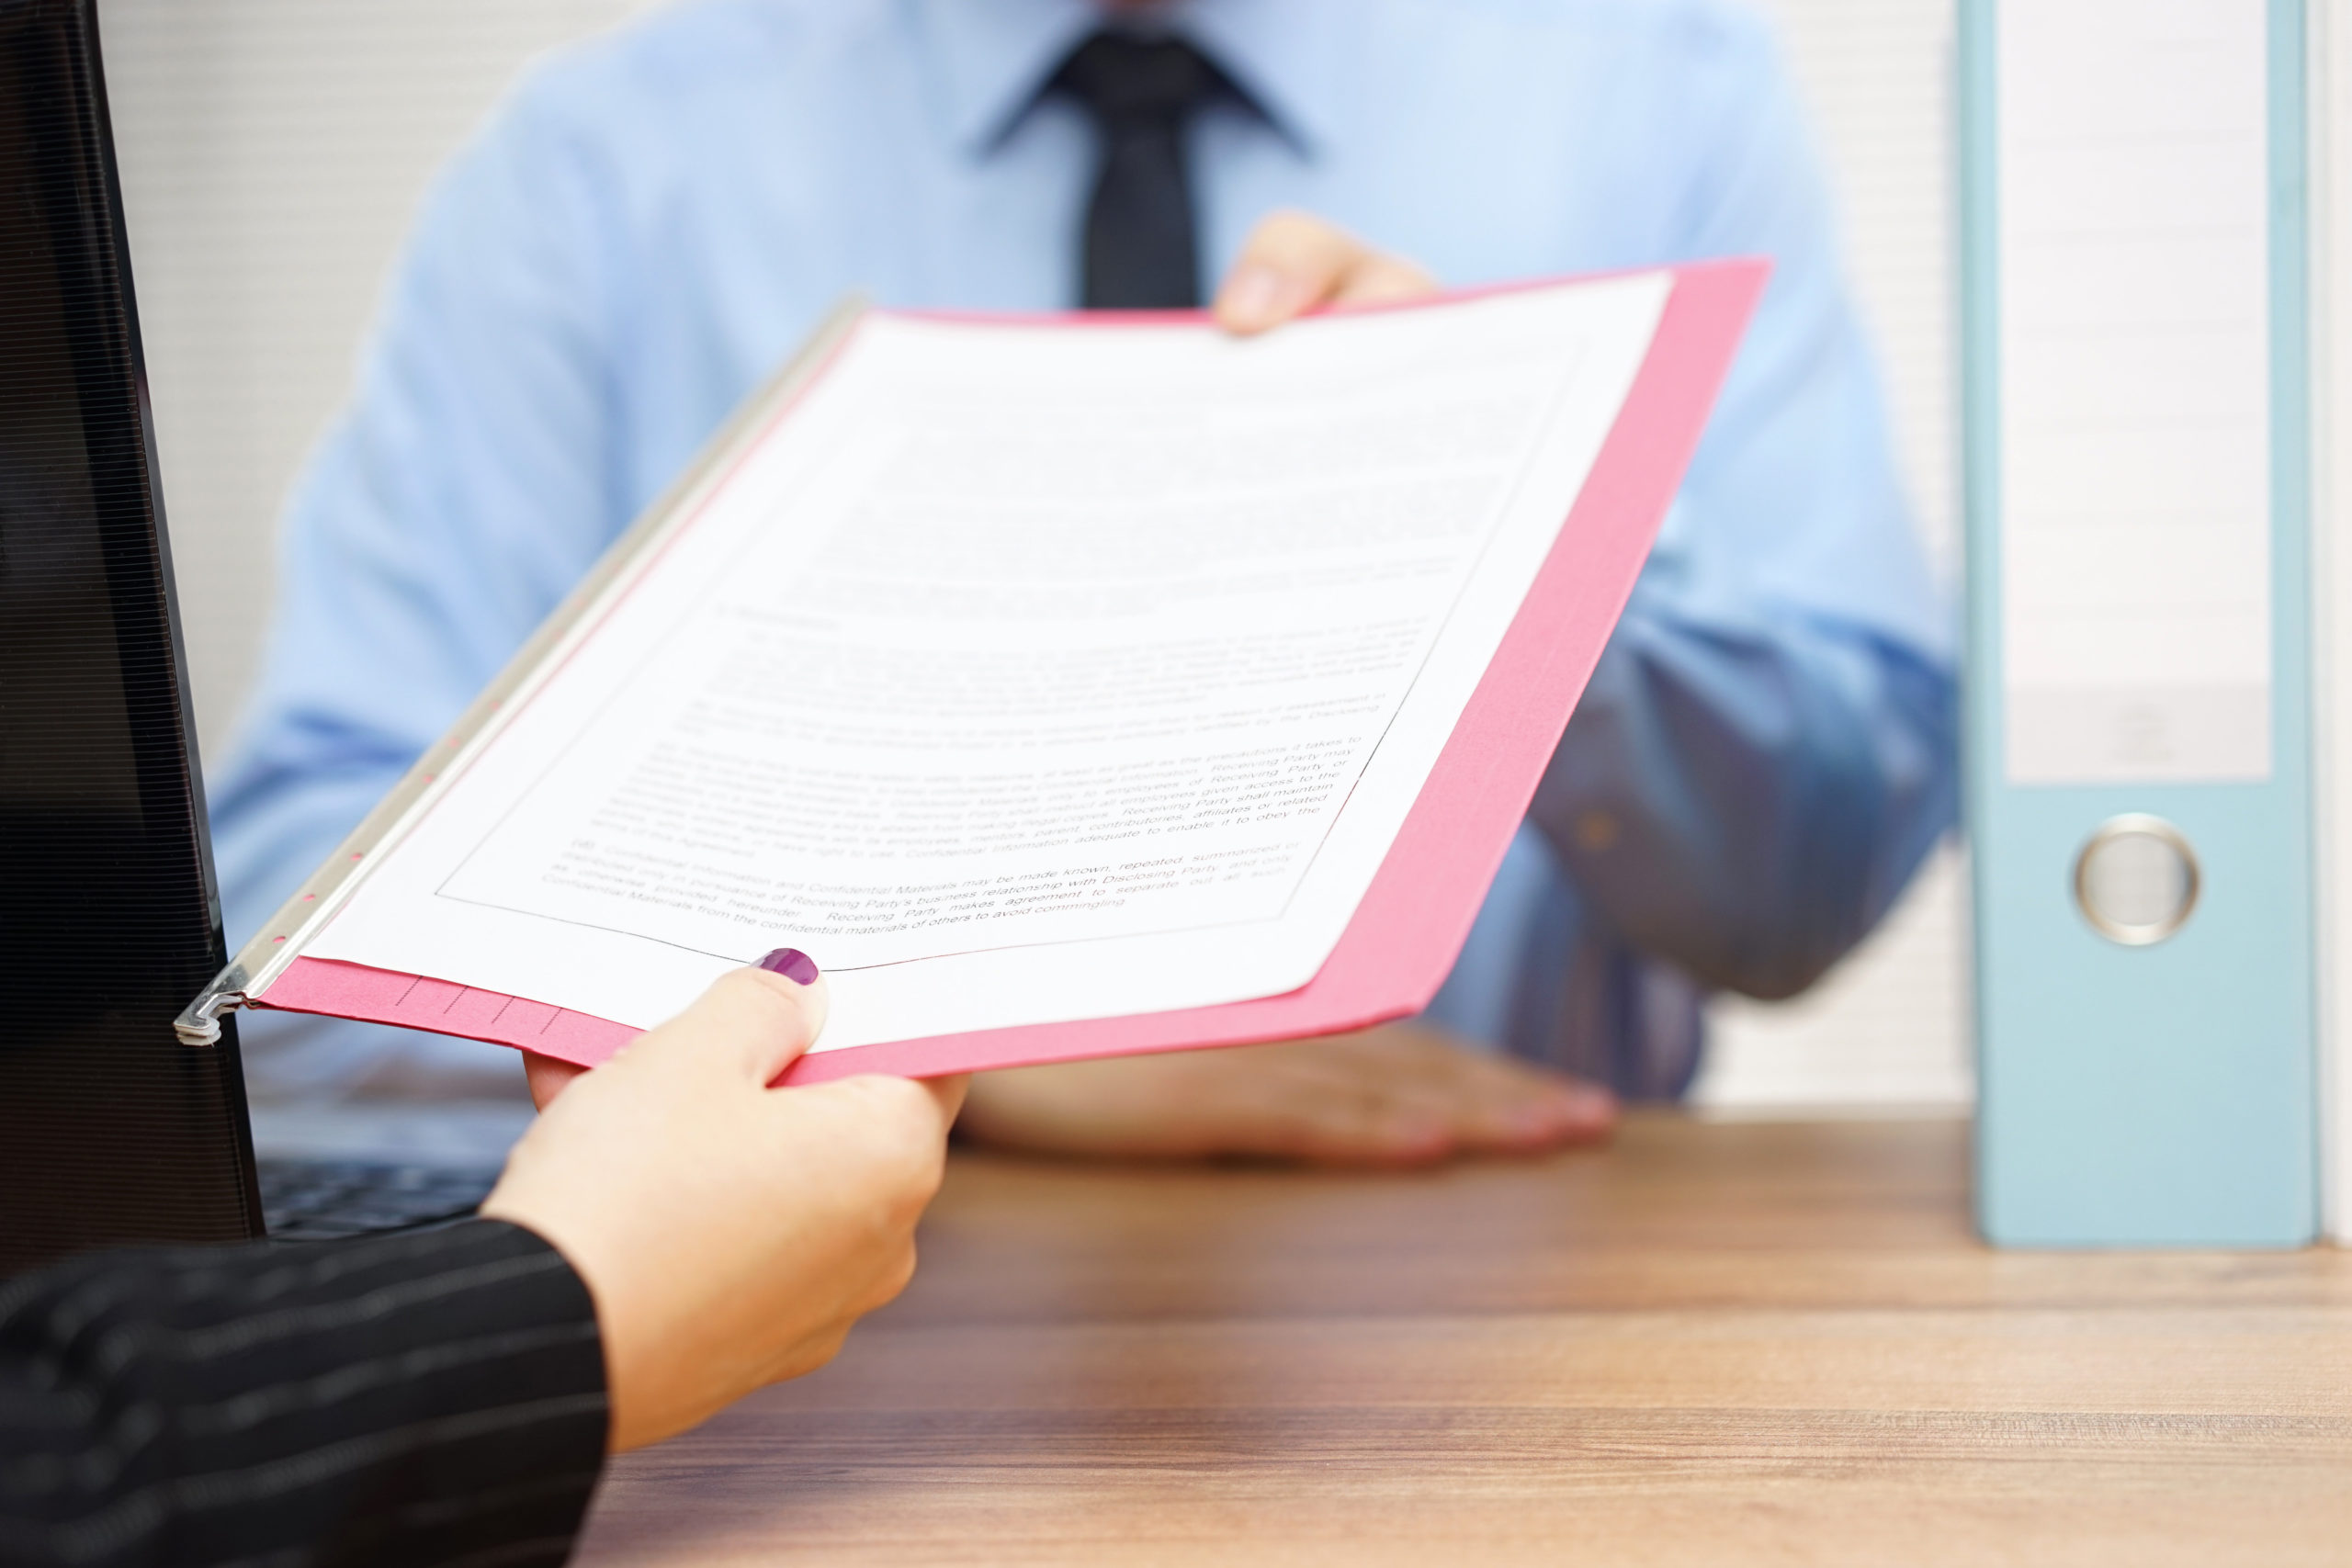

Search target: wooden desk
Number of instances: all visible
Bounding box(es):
[576,1115,2352,1565]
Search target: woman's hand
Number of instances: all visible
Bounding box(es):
[486,962,966,1452]
[1212,209,1439,334]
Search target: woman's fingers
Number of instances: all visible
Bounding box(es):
[485,959,956,1452]
[526,953,835,1109]
[1213,209,1437,334]
[923,1072,973,1123]
[522,1051,587,1110]
[790,1073,962,1181]
[628,956,831,1088]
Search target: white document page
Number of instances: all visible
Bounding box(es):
[308,276,1670,1051]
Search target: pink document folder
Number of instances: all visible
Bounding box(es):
[248,261,1768,1084]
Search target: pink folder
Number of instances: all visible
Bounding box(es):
[249,261,1768,1084]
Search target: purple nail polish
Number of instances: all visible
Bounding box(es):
[757,947,820,986]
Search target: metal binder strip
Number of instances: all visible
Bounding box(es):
[176,298,870,1045]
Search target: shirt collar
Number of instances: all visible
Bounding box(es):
[1181,0,1342,155]
[910,0,1342,157]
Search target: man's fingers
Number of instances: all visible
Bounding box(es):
[1215,209,1354,333]
[1429,1047,1619,1145]
[637,964,831,1086]
[523,1051,588,1111]
[1133,1057,1453,1168]
[1215,209,1433,334]
[1243,1077,1453,1168]
[955,1027,1610,1168]
[1392,1065,1615,1151]
[1323,1028,1619,1148]
[1330,253,1438,306]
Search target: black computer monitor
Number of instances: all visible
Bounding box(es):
[0,0,263,1269]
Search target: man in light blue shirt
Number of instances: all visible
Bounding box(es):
[211,0,1955,1165]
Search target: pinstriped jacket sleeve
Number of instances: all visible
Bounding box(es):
[0,1219,608,1568]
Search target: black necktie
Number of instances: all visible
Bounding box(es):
[1050,31,1234,309]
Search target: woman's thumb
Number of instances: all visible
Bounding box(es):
[639,951,831,1086]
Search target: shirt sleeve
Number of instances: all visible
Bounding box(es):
[1528,13,1960,1000]
[0,1220,608,1568]
[206,78,629,950]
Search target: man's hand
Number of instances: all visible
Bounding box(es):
[956,1022,1617,1168]
[488,967,966,1452]
[1213,209,1438,334]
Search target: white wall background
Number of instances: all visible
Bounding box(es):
[97,0,1972,1112]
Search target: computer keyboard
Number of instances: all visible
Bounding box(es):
[257,1158,502,1241]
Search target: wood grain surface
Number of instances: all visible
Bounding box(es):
[573,1115,2352,1566]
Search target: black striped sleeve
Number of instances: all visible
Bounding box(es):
[0,1218,608,1568]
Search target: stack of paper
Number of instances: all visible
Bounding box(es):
[201,265,1762,1081]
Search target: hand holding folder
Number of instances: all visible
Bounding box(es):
[181,265,1766,1082]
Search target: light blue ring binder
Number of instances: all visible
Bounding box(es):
[1962,0,2319,1247]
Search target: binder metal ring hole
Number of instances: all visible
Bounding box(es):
[2073,815,2199,946]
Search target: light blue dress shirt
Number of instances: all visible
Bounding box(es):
[210,0,1956,1110]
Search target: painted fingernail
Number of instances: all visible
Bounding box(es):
[757,947,820,985]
